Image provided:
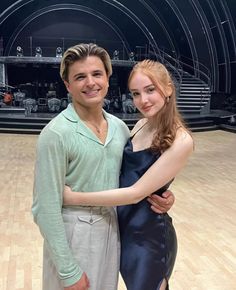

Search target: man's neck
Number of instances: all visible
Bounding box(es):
[72,102,105,123]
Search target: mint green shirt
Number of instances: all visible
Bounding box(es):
[32,104,130,287]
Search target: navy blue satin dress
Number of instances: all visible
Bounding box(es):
[117,139,177,290]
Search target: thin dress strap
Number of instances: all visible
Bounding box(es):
[130,122,148,140]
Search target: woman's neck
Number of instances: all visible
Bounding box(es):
[145,117,158,132]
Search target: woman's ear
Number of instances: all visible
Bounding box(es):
[165,82,173,97]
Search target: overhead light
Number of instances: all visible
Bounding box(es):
[113,50,119,60]
[56,47,63,58]
[35,47,42,57]
[129,52,135,61]
[16,46,23,57]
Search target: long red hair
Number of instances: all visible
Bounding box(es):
[128,60,190,153]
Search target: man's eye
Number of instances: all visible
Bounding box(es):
[93,72,102,77]
[76,76,84,80]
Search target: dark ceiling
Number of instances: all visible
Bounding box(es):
[0,0,235,94]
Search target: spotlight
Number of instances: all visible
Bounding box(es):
[113,50,119,60]
[129,52,135,61]
[16,46,23,57]
[56,47,63,58]
[228,115,236,125]
[35,47,42,57]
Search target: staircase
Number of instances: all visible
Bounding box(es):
[0,71,218,134]
[0,111,223,134]
[177,72,211,114]
[0,115,50,134]
[0,108,51,134]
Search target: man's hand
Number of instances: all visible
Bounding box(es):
[64,273,90,290]
[147,190,175,214]
[63,185,74,206]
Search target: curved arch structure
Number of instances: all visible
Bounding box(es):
[0,0,235,94]
[4,4,132,57]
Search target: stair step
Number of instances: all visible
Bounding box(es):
[0,127,41,134]
[179,95,210,97]
[186,120,214,127]
[0,121,47,128]
[190,125,218,132]
[177,97,209,101]
[179,109,201,113]
[180,88,210,91]
[181,91,210,94]
[181,78,208,82]
[177,101,208,105]
[181,82,209,85]
[0,107,25,114]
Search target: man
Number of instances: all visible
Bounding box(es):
[32,43,174,290]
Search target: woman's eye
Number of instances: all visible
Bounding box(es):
[147,87,155,93]
[132,92,139,97]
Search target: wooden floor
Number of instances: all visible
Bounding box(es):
[0,130,235,290]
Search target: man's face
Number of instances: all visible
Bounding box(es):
[64,56,109,109]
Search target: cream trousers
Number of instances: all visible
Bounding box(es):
[42,206,120,290]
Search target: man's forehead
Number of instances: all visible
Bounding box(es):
[69,57,105,73]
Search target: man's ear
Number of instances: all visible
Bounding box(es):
[64,80,70,92]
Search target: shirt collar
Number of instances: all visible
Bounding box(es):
[61,103,80,122]
[62,103,116,145]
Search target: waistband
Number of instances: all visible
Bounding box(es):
[62,206,114,216]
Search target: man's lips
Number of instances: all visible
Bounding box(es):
[83,89,100,97]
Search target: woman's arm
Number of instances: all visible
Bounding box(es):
[64,129,193,207]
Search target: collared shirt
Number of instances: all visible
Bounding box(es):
[32,103,130,287]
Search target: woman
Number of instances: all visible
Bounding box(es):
[64,60,193,290]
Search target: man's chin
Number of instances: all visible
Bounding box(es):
[85,98,104,108]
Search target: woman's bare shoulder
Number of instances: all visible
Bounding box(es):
[130,118,147,135]
[175,127,194,149]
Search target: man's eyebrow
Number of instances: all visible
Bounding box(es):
[73,70,103,78]
[93,69,104,73]
[73,72,85,78]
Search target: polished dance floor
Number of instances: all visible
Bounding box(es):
[0,130,235,290]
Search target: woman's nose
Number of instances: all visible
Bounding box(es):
[140,93,148,103]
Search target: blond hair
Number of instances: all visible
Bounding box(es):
[60,43,112,82]
[128,59,190,153]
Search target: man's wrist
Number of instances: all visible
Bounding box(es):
[62,269,83,287]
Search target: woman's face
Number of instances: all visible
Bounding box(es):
[129,71,166,118]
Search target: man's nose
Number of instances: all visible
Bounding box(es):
[86,75,95,86]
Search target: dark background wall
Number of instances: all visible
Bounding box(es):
[0,0,235,96]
